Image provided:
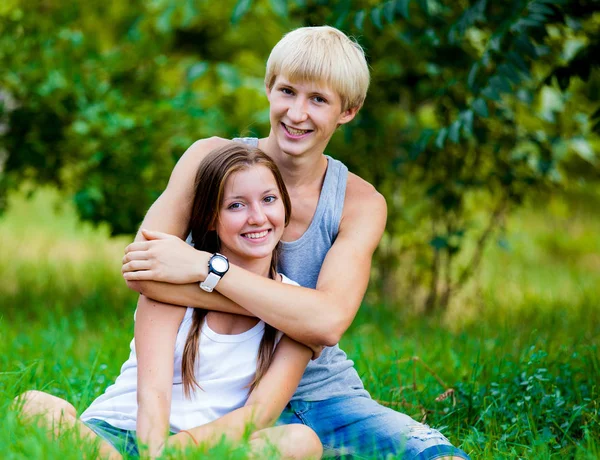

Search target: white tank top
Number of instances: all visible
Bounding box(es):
[80,275,295,432]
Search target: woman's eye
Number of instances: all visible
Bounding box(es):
[264,195,277,203]
[228,202,243,210]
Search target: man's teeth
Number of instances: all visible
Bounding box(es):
[245,230,269,239]
[285,125,310,136]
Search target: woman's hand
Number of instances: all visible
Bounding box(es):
[122,229,210,284]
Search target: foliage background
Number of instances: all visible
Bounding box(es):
[1,0,599,458]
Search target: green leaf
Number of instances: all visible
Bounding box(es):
[467,63,479,88]
[449,120,461,143]
[182,0,197,27]
[411,128,434,159]
[396,0,410,19]
[269,0,288,18]
[430,236,448,250]
[354,10,366,30]
[156,6,175,33]
[418,0,430,16]
[507,51,530,75]
[482,85,500,101]
[461,109,474,136]
[231,0,253,24]
[515,35,538,59]
[371,6,383,30]
[435,127,447,149]
[472,98,488,117]
[383,1,396,23]
[333,0,352,28]
[498,63,522,85]
[187,62,209,82]
[489,75,512,93]
[570,138,595,163]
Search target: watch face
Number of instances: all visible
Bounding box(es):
[211,255,229,274]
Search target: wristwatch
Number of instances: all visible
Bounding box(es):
[199,253,229,293]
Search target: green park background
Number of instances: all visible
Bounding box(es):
[1,1,599,458]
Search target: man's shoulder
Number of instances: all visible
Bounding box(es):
[183,136,231,160]
[345,171,386,212]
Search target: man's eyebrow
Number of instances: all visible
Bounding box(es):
[224,188,277,200]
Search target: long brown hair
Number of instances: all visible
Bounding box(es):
[181,143,292,398]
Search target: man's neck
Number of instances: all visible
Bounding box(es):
[259,134,328,189]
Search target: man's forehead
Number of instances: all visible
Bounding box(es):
[276,75,337,96]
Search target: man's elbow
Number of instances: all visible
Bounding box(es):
[126,279,145,294]
[313,318,347,348]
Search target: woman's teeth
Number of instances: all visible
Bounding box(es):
[244,230,269,239]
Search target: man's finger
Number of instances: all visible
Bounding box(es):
[141,229,175,240]
[122,260,152,273]
[123,251,151,264]
[123,270,155,281]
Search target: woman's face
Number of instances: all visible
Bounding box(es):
[216,165,286,266]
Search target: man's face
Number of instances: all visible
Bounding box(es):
[266,76,358,158]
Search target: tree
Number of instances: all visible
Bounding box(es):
[1,0,598,309]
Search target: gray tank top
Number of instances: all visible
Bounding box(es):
[233,137,369,401]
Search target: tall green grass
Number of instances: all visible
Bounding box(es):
[1,188,598,459]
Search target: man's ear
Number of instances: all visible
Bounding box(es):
[337,105,360,126]
[265,83,272,100]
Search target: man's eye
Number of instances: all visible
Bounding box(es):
[281,88,293,95]
[313,96,327,103]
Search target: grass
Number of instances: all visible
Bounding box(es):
[1,187,598,459]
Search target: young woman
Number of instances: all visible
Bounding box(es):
[15,144,322,459]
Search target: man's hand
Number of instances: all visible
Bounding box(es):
[122,229,210,284]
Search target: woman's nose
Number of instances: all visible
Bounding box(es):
[248,204,267,225]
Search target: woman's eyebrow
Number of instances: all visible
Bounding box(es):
[225,189,277,200]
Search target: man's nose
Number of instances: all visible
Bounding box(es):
[287,97,309,123]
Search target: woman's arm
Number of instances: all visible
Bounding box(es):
[135,295,186,457]
[164,335,311,451]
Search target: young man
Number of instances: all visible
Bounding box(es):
[123,26,469,459]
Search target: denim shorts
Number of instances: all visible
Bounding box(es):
[83,418,140,458]
[276,395,470,459]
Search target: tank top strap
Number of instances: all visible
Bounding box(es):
[322,155,348,238]
[232,137,259,148]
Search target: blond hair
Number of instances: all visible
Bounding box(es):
[265,26,370,112]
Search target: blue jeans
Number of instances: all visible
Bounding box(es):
[84,419,140,458]
[277,396,470,459]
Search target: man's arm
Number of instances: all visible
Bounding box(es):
[124,175,387,348]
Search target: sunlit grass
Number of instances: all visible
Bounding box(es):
[1,187,598,458]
